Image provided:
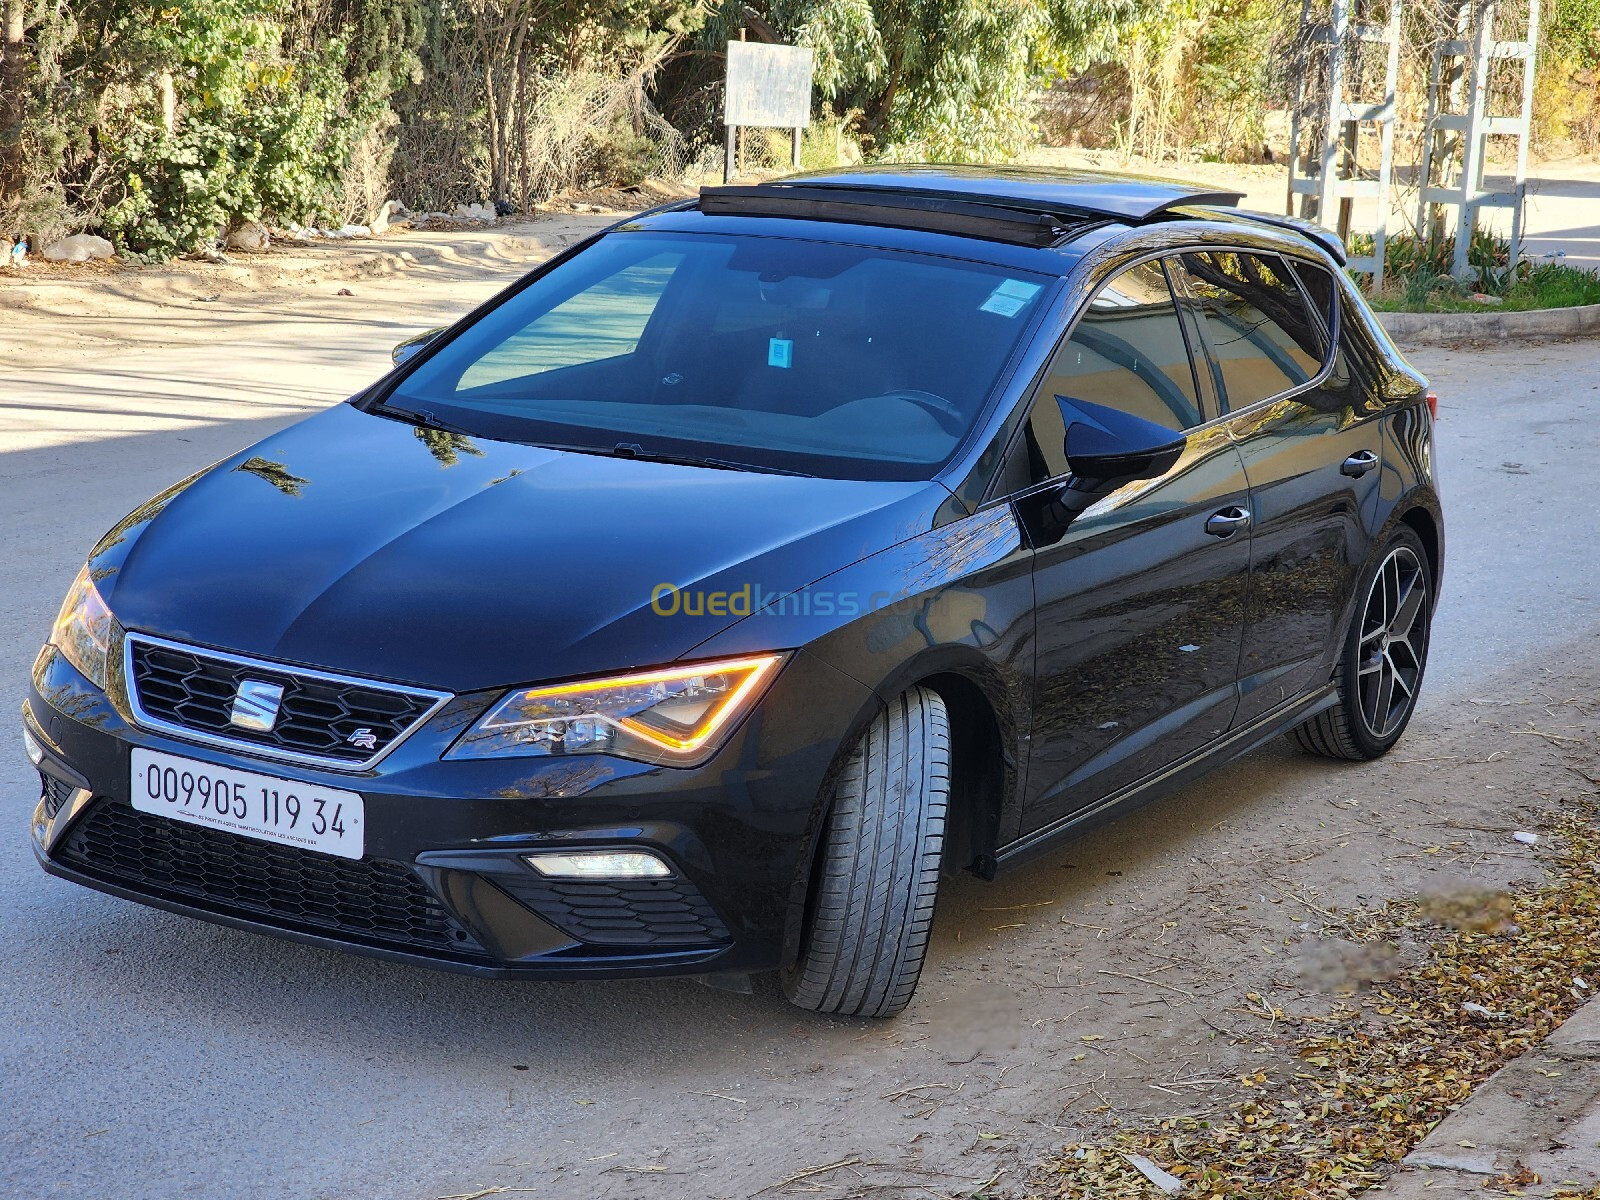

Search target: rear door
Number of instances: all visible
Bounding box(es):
[1005,257,1252,837]
[1169,249,1383,725]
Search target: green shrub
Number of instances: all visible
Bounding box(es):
[1354,229,1600,313]
[587,122,656,189]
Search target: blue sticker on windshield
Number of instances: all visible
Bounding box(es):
[768,338,793,368]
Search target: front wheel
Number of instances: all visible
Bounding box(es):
[783,687,949,1019]
[1291,526,1434,760]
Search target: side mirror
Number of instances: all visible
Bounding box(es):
[392,327,445,368]
[1059,395,1187,493]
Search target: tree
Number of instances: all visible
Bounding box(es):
[710,0,1158,161]
[0,0,26,202]
[393,0,703,209]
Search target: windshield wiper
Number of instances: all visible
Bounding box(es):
[607,443,814,477]
[366,410,814,477]
[371,402,480,438]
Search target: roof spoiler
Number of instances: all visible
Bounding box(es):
[1207,206,1350,265]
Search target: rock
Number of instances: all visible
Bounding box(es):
[367,200,402,236]
[41,233,115,263]
[225,221,270,252]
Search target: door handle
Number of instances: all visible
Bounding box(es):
[1205,506,1251,538]
[1341,450,1379,478]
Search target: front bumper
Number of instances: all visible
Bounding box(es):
[27,641,873,981]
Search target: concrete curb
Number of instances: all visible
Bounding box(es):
[1380,302,1600,344]
[1370,997,1600,1197]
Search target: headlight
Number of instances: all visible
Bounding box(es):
[50,566,114,689]
[447,654,786,765]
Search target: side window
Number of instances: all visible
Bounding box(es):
[1285,257,1338,340]
[458,252,683,390]
[1174,250,1327,412]
[1006,259,1201,488]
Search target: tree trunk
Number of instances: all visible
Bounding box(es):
[505,17,527,209]
[0,0,27,203]
[483,52,503,203]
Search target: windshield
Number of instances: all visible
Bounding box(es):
[381,231,1052,480]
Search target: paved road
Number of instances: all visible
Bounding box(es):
[1513,161,1600,272]
[2,239,1598,1200]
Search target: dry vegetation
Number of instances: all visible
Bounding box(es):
[1035,711,1600,1199]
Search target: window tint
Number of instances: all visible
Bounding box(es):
[1010,259,1200,486]
[1176,250,1326,412]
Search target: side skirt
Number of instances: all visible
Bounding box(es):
[986,685,1338,877]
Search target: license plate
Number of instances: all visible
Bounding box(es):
[130,748,365,860]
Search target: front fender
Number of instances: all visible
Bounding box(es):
[690,500,1037,856]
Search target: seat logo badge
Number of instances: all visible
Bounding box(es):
[347,728,378,751]
[229,680,284,732]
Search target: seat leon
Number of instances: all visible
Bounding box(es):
[27,167,1442,1017]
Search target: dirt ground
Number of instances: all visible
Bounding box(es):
[3,212,1600,1200]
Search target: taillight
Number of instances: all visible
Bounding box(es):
[1425,391,1439,420]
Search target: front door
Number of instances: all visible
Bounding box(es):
[1006,257,1252,838]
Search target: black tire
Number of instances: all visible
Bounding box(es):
[1291,525,1434,760]
[783,687,949,1019]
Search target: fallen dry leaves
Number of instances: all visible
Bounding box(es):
[1037,798,1600,1199]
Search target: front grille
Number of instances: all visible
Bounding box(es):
[56,800,489,961]
[40,772,74,818]
[127,635,445,766]
[497,874,731,947]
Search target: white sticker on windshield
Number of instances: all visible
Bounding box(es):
[979,278,1042,318]
[768,338,793,368]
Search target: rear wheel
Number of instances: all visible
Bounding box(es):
[1291,526,1433,760]
[783,687,949,1019]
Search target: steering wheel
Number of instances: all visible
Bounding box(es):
[880,389,966,436]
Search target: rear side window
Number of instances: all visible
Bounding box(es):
[1007,258,1201,487]
[1175,250,1328,412]
[1286,258,1339,339]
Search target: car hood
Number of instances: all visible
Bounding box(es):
[92,403,946,693]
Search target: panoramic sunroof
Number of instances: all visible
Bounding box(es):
[698,184,1095,247]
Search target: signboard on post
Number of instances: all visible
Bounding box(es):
[724,41,814,182]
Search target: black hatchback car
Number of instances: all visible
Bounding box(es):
[28,167,1441,1017]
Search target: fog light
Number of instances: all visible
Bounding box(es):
[23,726,44,767]
[523,850,672,879]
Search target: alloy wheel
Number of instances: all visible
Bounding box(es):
[1356,545,1428,739]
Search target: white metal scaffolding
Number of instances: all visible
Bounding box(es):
[1415,0,1540,278]
[1286,0,1403,290]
